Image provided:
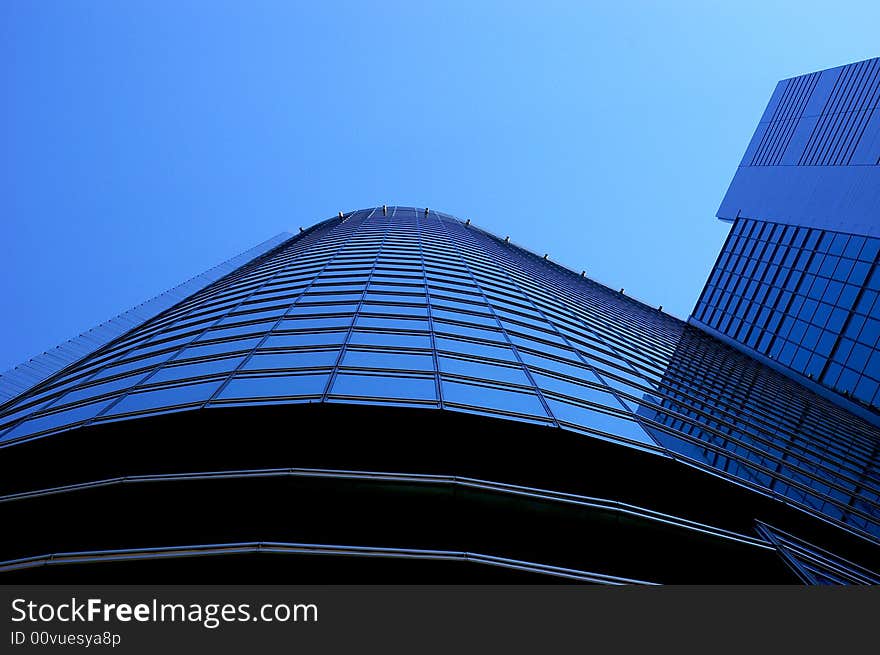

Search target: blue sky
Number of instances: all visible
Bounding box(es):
[2,1,878,372]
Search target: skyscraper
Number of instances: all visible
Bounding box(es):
[1,61,879,584]
[693,57,880,416]
[1,205,877,584]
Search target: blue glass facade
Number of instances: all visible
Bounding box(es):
[642,326,879,538]
[0,208,667,450]
[695,57,880,416]
[693,217,880,407]
[718,57,880,236]
[1,206,879,583]
[0,232,293,403]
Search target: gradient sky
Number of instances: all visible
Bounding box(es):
[2,1,879,372]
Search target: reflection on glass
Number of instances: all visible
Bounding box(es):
[277,316,353,331]
[531,372,613,406]
[342,350,435,372]
[331,373,436,401]
[263,332,347,349]
[433,320,504,343]
[103,381,223,416]
[544,397,655,446]
[197,320,277,342]
[0,399,116,441]
[90,351,176,381]
[355,316,429,331]
[434,337,517,362]
[215,373,329,401]
[148,356,245,384]
[52,372,150,408]
[1,206,877,550]
[217,307,286,325]
[360,303,428,317]
[348,331,431,349]
[177,337,262,360]
[439,355,530,386]
[243,350,340,371]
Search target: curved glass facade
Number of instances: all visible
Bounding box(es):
[0,208,670,451]
[694,216,880,409]
[1,206,878,581]
[0,232,293,403]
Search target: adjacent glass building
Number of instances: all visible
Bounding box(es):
[1,61,878,585]
[694,57,880,413]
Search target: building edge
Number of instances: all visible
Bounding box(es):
[0,231,296,404]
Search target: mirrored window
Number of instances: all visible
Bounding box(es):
[342,350,435,372]
[544,398,656,446]
[52,372,150,408]
[243,350,340,371]
[148,356,245,384]
[439,356,530,386]
[348,331,431,349]
[215,373,329,401]
[330,373,437,401]
[441,379,547,418]
[263,332,347,348]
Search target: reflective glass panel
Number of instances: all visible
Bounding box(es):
[330,373,437,401]
[215,373,329,400]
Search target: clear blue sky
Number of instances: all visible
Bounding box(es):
[2,1,878,372]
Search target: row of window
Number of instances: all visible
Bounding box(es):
[650,329,880,537]
[2,209,879,540]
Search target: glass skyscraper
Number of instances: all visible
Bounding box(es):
[1,63,879,585]
[693,57,880,414]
